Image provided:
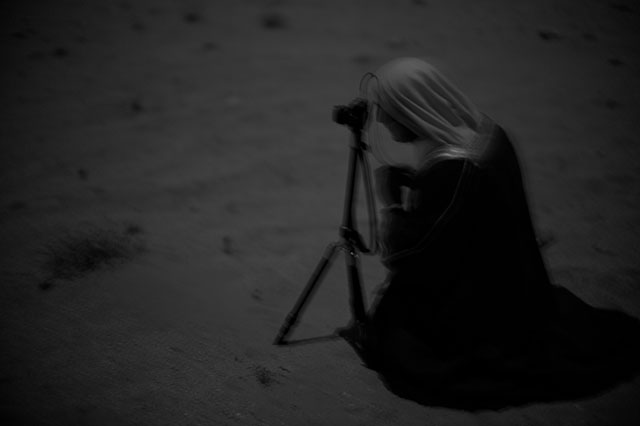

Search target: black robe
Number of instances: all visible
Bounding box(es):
[360,117,640,409]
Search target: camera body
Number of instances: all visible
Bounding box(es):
[333,98,369,130]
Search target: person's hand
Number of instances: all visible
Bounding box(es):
[375,165,415,206]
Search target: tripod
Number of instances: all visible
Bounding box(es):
[274,100,377,345]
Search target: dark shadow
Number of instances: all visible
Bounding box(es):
[276,333,342,347]
[343,285,640,411]
[38,224,145,290]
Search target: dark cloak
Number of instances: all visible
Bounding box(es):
[353,117,640,409]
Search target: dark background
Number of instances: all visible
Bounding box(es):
[1,0,639,424]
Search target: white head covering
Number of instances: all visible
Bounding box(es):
[372,57,483,151]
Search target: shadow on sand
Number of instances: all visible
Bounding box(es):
[344,285,640,411]
[278,334,343,346]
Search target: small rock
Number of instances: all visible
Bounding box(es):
[8,200,27,210]
[593,245,616,256]
[595,98,622,110]
[11,31,28,40]
[77,169,88,180]
[124,224,143,236]
[538,30,563,41]
[222,236,233,255]
[39,281,54,291]
[261,13,288,29]
[202,41,218,51]
[352,54,375,65]
[605,99,621,109]
[184,12,202,23]
[608,2,633,13]
[131,20,146,32]
[52,47,69,58]
[130,99,144,112]
[251,289,263,301]
[253,365,276,387]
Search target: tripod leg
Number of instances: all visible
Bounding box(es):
[273,242,341,345]
[344,245,367,323]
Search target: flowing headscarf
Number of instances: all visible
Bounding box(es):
[371,58,483,154]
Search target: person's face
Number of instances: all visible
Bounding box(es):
[376,106,418,142]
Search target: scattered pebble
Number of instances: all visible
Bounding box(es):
[12,28,38,40]
[124,224,144,236]
[251,289,263,301]
[77,169,88,181]
[222,236,233,255]
[202,41,218,51]
[131,20,146,32]
[605,99,622,109]
[261,12,289,29]
[11,31,29,40]
[352,54,375,65]
[253,365,276,387]
[594,98,622,110]
[537,30,563,41]
[130,99,144,113]
[52,47,70,58]
[39,281,54,291]
[8,201,27,211]
[593,245,617,256]
[608,2,633,13]
[184,12,202,23]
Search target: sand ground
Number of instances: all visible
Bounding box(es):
[1,0,639,424]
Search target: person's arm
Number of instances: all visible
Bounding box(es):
[380,159,467,263]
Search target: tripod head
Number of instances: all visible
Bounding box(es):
[332,98,369,132]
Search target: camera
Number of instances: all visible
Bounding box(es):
[333,98,369,130]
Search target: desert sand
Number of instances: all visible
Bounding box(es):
[1,0,639,424]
